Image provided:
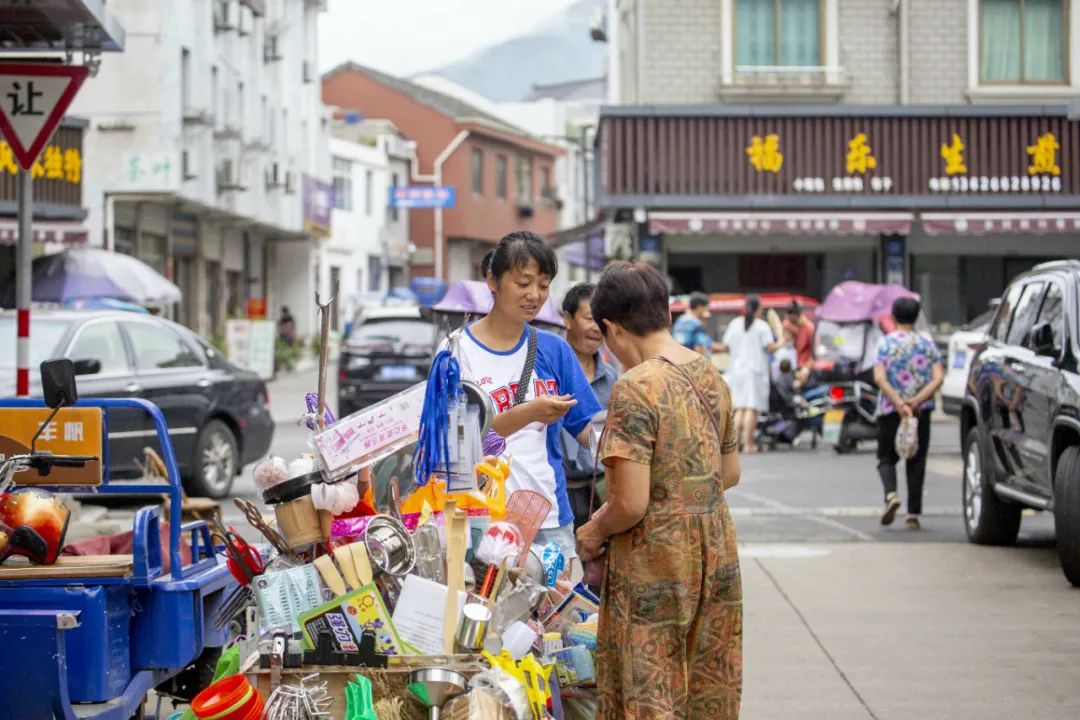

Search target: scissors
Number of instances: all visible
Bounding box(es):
[209,516,265,585]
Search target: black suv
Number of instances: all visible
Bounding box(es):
[961,260,1080,585]
[337,307,435,417]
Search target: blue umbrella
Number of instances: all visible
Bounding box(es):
[28,247,182,305]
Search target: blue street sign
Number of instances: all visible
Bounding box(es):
[389,185,456,209]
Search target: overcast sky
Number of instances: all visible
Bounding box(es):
[319,0,580,76]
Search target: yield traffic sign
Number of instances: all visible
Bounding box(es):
[0,63,89,171]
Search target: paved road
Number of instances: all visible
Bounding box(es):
[72,367,1080,718]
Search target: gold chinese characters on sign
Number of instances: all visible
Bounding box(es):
[940,133,967,176]
[845,133,877,174]
[1027,132,1060,176]
[746,133,783,173]
[0,141,81,184]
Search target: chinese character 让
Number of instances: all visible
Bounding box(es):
[846,133,877,174]
[1027,132,1061,176]
[7,81,43,117]
[941,133,967,176]
[746,133,784,173]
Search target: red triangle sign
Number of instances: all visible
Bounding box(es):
[0,63,89,171]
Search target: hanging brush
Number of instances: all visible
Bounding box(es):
[413,347,462,487]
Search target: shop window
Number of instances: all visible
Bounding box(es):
[332,157,352,210]
[738,254,806,290]
[516,155,533,204]
[114,226,136,256]
[735,0,821,69]
[979,0,1066,84]
[496,155,508,200]
[471,148,484,196]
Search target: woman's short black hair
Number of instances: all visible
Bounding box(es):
[892,296,921,325]
[488,231,557,280]
[479,249,494,279]
[562,283,596,316]
[591,261,671,337]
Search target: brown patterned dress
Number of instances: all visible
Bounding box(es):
[595,356,743,720]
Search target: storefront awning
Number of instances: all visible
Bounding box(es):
[648,211,912,236]
[549,219,607,271]
[0,221,88,246]
[922,212,1080,236]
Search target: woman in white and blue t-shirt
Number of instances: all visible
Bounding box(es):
[453,231,601,561]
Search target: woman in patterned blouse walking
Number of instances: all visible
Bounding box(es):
[576,261,743,720]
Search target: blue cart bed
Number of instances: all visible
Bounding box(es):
[0,398,239,720]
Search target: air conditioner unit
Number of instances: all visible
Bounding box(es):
[284,171,296,195]
[604,222,634,260]
[265,162,282,189]
[217,159,242,192]
[264,34,283,63]
[182,150,200,180]
[214,0,237,32]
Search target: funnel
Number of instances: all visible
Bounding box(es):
[406,668,468,720]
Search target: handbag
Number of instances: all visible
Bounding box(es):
[580,356,728,587]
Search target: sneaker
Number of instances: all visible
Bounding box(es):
[881,493,901,526]
[906,515,921,530]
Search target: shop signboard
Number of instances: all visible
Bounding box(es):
[303,174,333,237]
[225,319,275,380]
[389,185,456,209]
[0,119,84,212]
[0,407,103,486]
[598,110,1079,207]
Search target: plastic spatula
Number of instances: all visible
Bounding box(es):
[504,489,552,567]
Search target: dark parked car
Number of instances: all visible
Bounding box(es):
[337,306,436,417]
[0,310,273,497]
[960,260,1080,585]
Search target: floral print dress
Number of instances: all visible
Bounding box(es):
[595,356,743,720]
[874,331,942,415]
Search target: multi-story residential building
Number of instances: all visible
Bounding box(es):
[322,118,414,335]
[322,63,563,283]
[598,0,1080,325]
[71,0,330,339]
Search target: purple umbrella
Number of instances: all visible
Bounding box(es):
[817,281,919,323]
[431,280,565,327]
[28,247,181,305]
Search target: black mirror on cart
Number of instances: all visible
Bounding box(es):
[40,358,78,410]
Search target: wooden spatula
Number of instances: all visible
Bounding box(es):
[442,500,468,654]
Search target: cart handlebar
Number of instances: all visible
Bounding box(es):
[0,397,202,581]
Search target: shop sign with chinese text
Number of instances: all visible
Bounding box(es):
[598,112,1079,205]
[0,408,104,486]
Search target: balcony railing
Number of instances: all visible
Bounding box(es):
[731,65,849,87]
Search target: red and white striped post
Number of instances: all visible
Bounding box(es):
[15,168,31,397]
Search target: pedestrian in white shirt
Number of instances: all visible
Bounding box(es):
[721,295,785,453]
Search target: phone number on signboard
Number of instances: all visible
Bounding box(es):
[928,176,1063,192]
[793,177,895,192]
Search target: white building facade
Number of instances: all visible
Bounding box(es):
[72,0,330,340]
[320,120,413,337]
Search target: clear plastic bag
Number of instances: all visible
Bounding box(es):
[895,415,919,460]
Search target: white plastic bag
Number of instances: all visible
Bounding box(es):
[896,415,919,460]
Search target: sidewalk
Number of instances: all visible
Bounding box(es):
[267,360,332,424]
[741,542,1080,719]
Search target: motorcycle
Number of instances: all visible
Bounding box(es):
[811,281,924,453]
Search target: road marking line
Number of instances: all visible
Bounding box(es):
[729,489,877,541]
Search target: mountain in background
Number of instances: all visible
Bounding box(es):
[424,0,606,102]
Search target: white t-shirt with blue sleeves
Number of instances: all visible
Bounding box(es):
[451,324,601,528]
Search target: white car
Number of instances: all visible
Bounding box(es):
[941,304,997,416]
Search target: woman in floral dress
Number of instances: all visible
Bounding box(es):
[576,261,743,720]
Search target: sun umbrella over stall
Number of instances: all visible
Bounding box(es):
[20,247,182,305]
